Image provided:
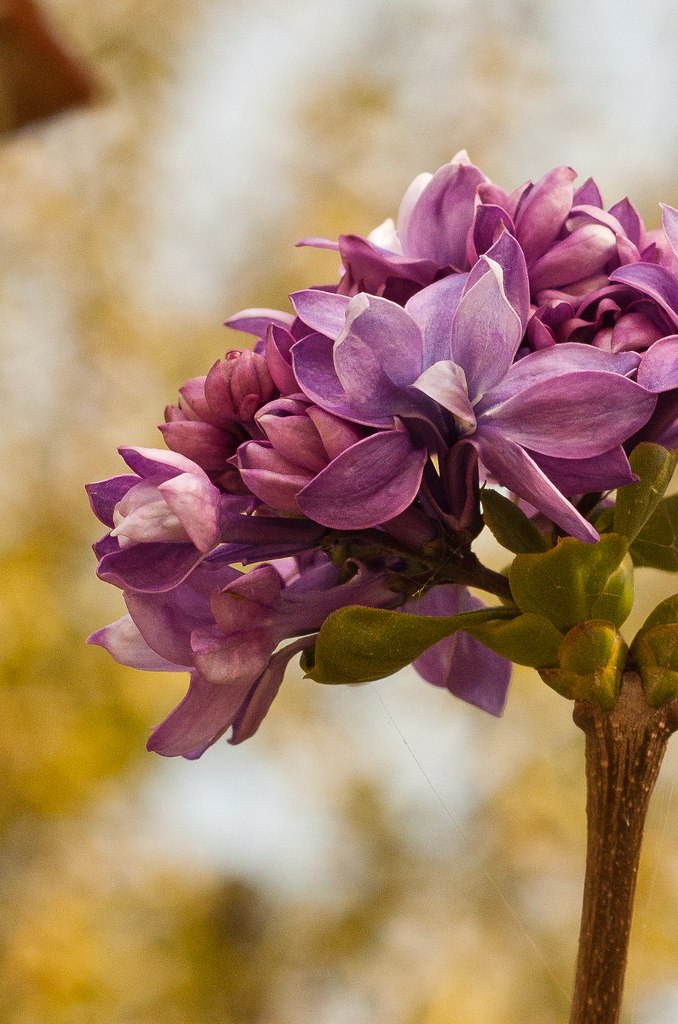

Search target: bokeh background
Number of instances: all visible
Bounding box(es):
[3,1,678,1021]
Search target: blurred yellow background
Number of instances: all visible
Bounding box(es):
[2,2,678,1021]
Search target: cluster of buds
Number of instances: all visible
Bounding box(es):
[88,152,678,758]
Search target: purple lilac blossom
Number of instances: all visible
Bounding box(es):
[88,154,678,757]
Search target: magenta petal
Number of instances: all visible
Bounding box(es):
[482,371,655,458]
[236,441,313,513]
[191,625,271,687]
[147,672,251,758]
[405,274,468,365]
[290,290,350,340]
[407,585,511,716]
[98,542,204,592]
[298,430,427,529]
[119,446,209,484]
[529,446,636,496]
[608,197,643,245]
[403,161,487,267]
[529,224,617,292]
[610,264,678,329]
[159,421,234,472]
[158,473,221,552]
[265,324,298,394]
[476,432,598,542]
[86,475,138,527]
[88,615,180,671]
[514,166,577,265]
[483,231,530,332]
[450,260,522,401]
[637,335,678,393]
[230,638,309,745]
[573,177,603,208]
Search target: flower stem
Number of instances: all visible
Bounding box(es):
[569,674,678,1024]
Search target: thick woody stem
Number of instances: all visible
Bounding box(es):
[569,674,678,1024]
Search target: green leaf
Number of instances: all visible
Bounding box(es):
[308,604,516,685]
[481,489,550,554]
[468,613,563,668]
[613,443,677,542]
[539,621,627,709]
[509,534,632,633]
[629,495,678,572]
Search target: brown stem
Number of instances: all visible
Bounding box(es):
[569,674,678,1024]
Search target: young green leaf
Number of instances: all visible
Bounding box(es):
[539,620,627,709]
[630,594,678,706]
[629,494,678,572]
[481,488,550,554]
[307,604,516,685]
[613,443,677,542]
[509,534,633,632]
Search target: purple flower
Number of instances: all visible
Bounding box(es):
[293,238,655,541]
[87,447,225,592]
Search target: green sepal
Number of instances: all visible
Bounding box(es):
[509,534,633,633]
[539,620,628,709]
[631,594,678,707]
[629,495,678,572]
[613,443,677,543]
[481,488,550,554]
[306,604,516,685]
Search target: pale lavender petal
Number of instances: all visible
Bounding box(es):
[637,335,678,392]
[88,614,180,671]
[529,446,636,496]
[482,372,655,458]
[483,232,530,331]
[290,290,350,340]
[396,171,433,237]
[307,407,364,460]
[225,308,294,336]
[484,343,639,407]
[529,224,617,292]
[403,161,487,267]
[405,274,468,366]
[295,236,341,251]
[98,542,204,593]
[147,672,251,758]
[514,166,577,264]
[476,431,598,542]
[449,259,522,401]
[292,332,392,428]
[412,360,476,431]
[86,475,137,527]
[610,264,678,329]
[159,473,221,552]
[336,293,423,387]
[298,430,427,529]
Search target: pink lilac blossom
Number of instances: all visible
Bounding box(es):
[88,154,678,758]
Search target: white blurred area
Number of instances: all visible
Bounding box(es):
[3,1,678,1022]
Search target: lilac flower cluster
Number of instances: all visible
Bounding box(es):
[88,152,678,758]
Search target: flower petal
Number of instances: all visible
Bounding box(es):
[514,166,577,265]
[405,273,468,365]
[86,475,138,528]
[290,289,351,340]
[402,160,487,267]
[449,258,522,401]
[158,472,221,552]
[225,308,294,336]
[529,446,636,496]
[88,614,180,671]
[637,335,678,393]
[98,542,204,593]
[147,672,251,758]
[476,431,599,542]
[481,371,655,458]
[610,264,678,329]
[298,430,427,529]
[291,332,391,428]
